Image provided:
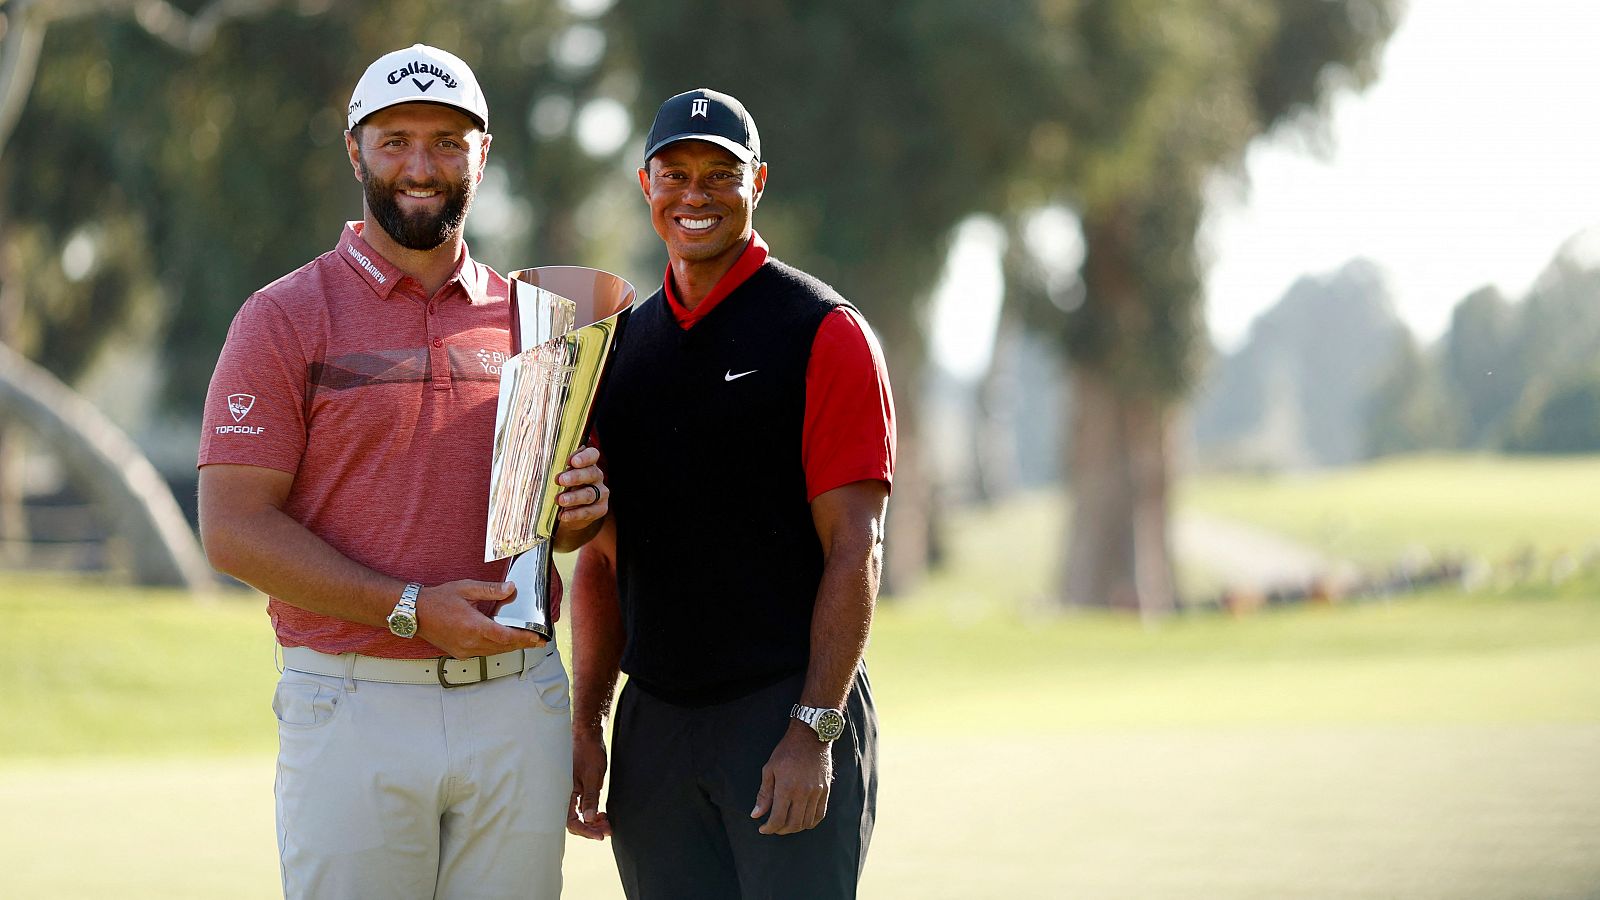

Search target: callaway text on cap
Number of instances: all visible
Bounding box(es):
[348,44,488,131]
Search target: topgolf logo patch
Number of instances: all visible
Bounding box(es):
[227,393,256,422]
[215,392,264,436]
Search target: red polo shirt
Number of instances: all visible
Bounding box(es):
[199,223,515,658]
[661,232,896,499]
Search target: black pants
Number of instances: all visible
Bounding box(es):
[608,667,878,900]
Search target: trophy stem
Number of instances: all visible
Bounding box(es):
[494,542,553,638]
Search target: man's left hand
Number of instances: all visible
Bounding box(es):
[751,722,833,835]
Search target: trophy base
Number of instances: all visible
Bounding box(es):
[493,615,553,639]
[496,546,553,639]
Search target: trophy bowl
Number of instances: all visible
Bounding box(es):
[484,267,634,636]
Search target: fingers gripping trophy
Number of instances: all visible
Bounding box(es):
[485,267,633,635]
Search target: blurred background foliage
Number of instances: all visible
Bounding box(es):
[2,0,1599,608]
[7,6,1600,896]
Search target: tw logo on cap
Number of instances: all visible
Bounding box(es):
[227,393,256,423]
[691,98,709,118]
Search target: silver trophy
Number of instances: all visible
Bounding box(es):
[485,266,634,636]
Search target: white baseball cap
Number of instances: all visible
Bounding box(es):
[347,44,488,131]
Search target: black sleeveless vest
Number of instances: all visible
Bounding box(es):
[592,259,850,705]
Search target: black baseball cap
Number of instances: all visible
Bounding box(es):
[643,88,761,164]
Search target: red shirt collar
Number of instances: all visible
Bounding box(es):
[662,231,770,329]
[337,222,484,303]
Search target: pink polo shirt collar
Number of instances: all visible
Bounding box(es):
[335,222,487,303]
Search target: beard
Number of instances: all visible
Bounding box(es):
[359,156,475,251]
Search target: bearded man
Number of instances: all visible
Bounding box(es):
[197,45,606,899]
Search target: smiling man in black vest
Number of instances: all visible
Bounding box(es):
[566,88,897,898]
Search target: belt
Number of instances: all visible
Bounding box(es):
[281,644,551,689]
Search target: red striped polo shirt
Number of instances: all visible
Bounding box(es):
[198,223,515,658]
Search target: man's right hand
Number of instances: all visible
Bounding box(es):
[568,725,612,840]
[416,580,547,659]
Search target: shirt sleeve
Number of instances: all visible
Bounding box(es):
[197,293,310,475]
[802,307,897,502]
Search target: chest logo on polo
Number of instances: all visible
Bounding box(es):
[724,369,758,382]
[476,348,506,375]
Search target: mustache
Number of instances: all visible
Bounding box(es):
[357,153,475,251]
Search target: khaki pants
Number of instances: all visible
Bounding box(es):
[273,646,571,899]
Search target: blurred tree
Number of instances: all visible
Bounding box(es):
[1015,0,1401,615]
[610,0,1060,591]
[1192,258,1408,468]
[1440,285,1518,447]
[2,0,624,583]
[7,0,625,406]
[1495,233,1600,452]
[0,0,304,585]
[1363,333,1451,458]
[1505,368,1600,454]
[1371,231,1600,458]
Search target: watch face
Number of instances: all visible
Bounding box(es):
[388,613,417,638]
[816,709,846,742]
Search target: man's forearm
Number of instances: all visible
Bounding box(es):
[798,538,879,711]
[204,501,403,627]
[798,481,889,712]
[570,532,625,731]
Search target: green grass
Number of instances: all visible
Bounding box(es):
[11,565,1595,761]
[1181,453,1600,566]
[1,574,278,759]
[873,587,1600,731]
[6,454,1600,897]
[4,572,1599,897]
[5,574,1598,762]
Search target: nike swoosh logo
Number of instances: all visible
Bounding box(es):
[413,78,435,92]
[724,369,758,382]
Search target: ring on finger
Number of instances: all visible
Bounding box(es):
[584,484,602,505]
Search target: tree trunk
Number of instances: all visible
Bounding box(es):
[1062,365,1135,610]
[0,154,26,563]
[1060,365,1177,617]
[0,430,27,565]
[0,342,212,590]
[0,0,47,157]
[1125,386,1178,618]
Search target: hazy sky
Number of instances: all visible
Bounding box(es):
[934,0,1600,376]
[1205,0,1600,350]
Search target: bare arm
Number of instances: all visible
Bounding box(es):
[567,516,624,839]
[198,452,604,659]
[752,479,888,835]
